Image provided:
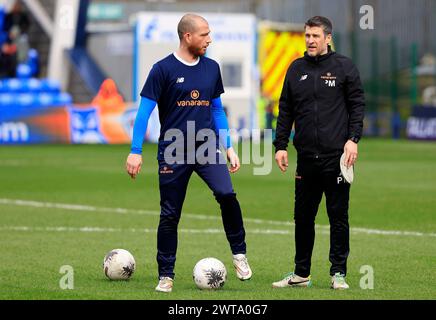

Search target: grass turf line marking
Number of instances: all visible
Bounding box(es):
[0,225,302,235]
[0,198,435,237]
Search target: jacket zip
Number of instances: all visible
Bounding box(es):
[313,65,320,159]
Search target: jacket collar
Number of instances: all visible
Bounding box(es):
[303,45,335,64]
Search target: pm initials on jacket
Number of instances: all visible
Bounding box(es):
[321,72,337,87]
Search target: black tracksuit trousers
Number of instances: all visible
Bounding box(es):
[293,154,350,278]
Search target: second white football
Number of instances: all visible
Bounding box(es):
[193,257,227,290]
[103,249,136,280]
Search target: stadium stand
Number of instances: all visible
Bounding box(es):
[0,3,72,110]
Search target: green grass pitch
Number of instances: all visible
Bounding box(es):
[0,139,435,300]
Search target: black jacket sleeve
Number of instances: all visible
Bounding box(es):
[273,68,295,152]
[344,62,365,142]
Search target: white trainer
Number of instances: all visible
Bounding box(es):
[272,272,312,288]
[155,276,173,293]
[331,273,349,290]
[232,254,252,281]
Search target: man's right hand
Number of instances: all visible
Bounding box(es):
[126,153,143,179]
[275,150,288,172]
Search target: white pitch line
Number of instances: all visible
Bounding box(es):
[0,225,302,236]
[0,198,290,226]
[0,198,435,238]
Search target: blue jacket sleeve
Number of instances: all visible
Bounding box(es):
[211,97,232,149]
[130,97,157,154]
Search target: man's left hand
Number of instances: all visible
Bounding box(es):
[344,140,358,168]
[226,147,240,173]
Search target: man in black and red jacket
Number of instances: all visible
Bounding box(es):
[272,16,365,290]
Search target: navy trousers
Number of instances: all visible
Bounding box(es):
[156,155,247,279]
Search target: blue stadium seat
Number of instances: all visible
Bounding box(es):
[27,49,40,76]
[28,49,39,60]
[0,73,73,109]
[1,78,64,95]
[25,78,42,92]
[0,92,72,108]
[0,93,15,107]
[41,79,61,94]
[1,78,39,93]
[38,93,55,107]
[17,64,33,79]
[0,5,4,29]
[56,92,73,106]
[0,6,6,46]
[5,79,25,92]
[17,93,37,107]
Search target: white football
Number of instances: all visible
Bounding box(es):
[103,249,136,280]
[193,257,227,290]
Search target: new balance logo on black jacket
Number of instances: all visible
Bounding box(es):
[273,46,365,158]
